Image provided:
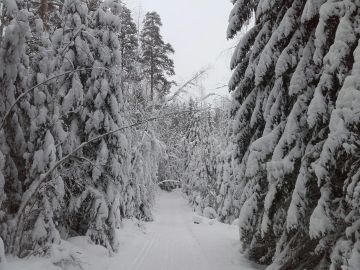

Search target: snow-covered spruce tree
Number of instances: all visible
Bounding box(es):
[227,0,300,262]
[215,109,241,224]
[182,101,202,197]
[181,103,237,220]
[48,0,100,248]
[140,12,175,101]
[126,127,164,221]
[50,0,93,184]
[2,0,75,257]
[321,38,360,270]
[202,109,231,219]
[118,3,143,107]
[0,0,34,255]
[183,107,219,215]
[122,95,164,220]
[227,0,360,268]
[58,0,126,252]
[17,12,64,256]
[183,114,203,209]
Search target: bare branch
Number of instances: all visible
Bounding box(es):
[200,93,231,102]
[157,180,181,185]
[166,67,210,103]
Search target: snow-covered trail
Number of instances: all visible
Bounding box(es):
[107,190,259,270]
[6,189,260,270]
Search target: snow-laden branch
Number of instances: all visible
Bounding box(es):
[0,68,108,132]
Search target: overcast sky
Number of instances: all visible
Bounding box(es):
[124,0,236,103]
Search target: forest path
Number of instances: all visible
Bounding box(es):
[107,189,259,270]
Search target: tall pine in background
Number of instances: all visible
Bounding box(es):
[140,12,175,101]
[227,0,360,269]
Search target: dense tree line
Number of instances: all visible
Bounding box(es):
[0,0,174,259]
[2,0,359,269]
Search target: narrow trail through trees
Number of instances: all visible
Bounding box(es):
[105,190,259,270]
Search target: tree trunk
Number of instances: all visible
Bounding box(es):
[0,3,6,44]
[39,0,48,30]
[150,48,154,101]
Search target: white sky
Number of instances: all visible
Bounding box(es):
[124,0,236,103]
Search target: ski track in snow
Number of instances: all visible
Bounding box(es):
[106,189,259,270]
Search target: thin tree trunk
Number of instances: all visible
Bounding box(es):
[150,49,154,101]
[39,0,49,30]
[0,3,5,45]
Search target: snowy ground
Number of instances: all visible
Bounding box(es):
[7,189,261,270]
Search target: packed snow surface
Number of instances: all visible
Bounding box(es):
[7,189,260,270]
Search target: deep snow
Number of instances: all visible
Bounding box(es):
[7,189,260,270]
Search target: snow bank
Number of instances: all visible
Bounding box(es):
[6,220,145,270]
[0,237,6,270]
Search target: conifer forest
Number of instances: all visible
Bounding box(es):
[0,0,359,269]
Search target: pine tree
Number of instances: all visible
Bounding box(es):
[140,12,175,101]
